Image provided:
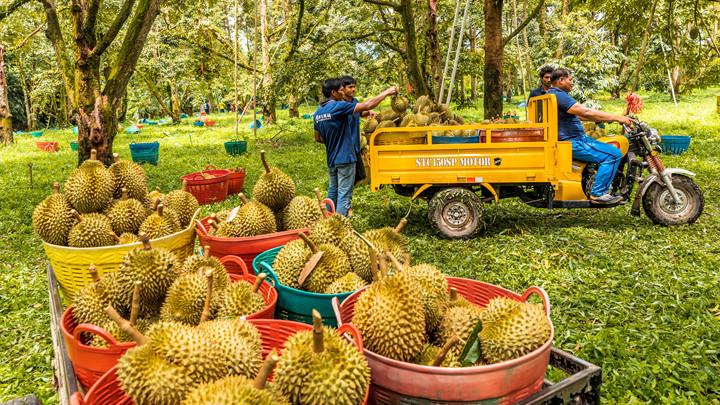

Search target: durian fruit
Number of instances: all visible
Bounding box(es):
[115,234,177,315]
[216,274,267,318]
[32,181,75,246]
[405,261,450,339]
[438,303,484,365]
[67,210,119,247]
[90,282,150,348]
[413,95,432,114]
[109,153,147,201]
[479,297,551,364]
[324,272,367,294]
[414,113,430,126]
[273,239,312,288]
[183,353,289,405]
[338,232,373,282]
[106,188,148,235]
[378,110,400,122]
[352,254,426,361]
[362,218,410,271]
[216,194,276,237]
[412,336,462,367]
[118,232,141,245]
[282,195,323,230]
[72,265,114,326]
[363,118,379,134]
[252,150,296,212]
[196,318,263,379]
[376,119,396,129]
[64,149,115,213]
[179,246,230,291]
[161,267,219,325]
[139,203,181,239]
[163,180,199,227]
[297,233,351,293]
[145,187,164,211]
[309,188,353,246]
[399,113,416,127]
[274,310,370,405]
[392,95,410,113]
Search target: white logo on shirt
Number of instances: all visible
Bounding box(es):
[315,113,332,123]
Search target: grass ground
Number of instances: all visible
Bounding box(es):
[0,88,718,403]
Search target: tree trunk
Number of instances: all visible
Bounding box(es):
[143,74,175,119]
[169,79,181,123]
[288,93,299,118]
[259,0,276,124]
[18,59,34,130]
[521,0,533,93]
[483,0,504,118]
[427,0,441,98]
[554,0,568,58]
[399,0,430,96]
[0,46,13,145]
[469,25,477,100]
[631,0,660,91]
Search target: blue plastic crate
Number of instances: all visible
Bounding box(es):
[660,135,691,155]
[129,142,159,165]
[432,135,479,144]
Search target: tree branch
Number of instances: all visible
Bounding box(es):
[0,0,32,22]
[363,0,400,9]
[40,0,76,108]
[89,0,136,58]
[176,36,258,73]
[503,0,545,47]
[283,0,305,63]
[8,22,46,52]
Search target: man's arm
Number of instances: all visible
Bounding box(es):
[314,130,324,144]
[568,104,633,125]
[353,86,398,114]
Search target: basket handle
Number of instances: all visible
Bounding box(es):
[331,296,343,325]
[69,392,87,405]
[337,323,364,353]
[204,164,218,171]
[322,198,336,214]
[521,286,551,317]
[74,323,123,348]
[195,219,208,236]
[220,255,249,277]
[258,262,280,286]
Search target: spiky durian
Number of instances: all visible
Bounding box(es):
[64,149,114,213]
[216,276,266,319]
[438,303,484,364]
[163,180,199,227]
[160,268,219,325]
[274,310,370,405]
[298,234,351,293]
[118,232,141,245]
[109,153,147,201]
[479,297,551,364]
[32,182,75,246]
[282,195,322,230]
[406,262,449,339]
[352,257,426,361]
[362,218,409,270]
[324,272,367,294]
[72,265,114,326]
[215,194,276,237]
[67,210,118,247]
[252,150,296,211]
[196,318,263,378]
[338,233,373,282]
[106,188,148,235]
[273,239,312,288]
[179,246,230,291]
[139,203,181,239]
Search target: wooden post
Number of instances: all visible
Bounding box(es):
[0,45,14,146]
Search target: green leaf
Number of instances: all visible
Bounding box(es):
[459,320,484,366]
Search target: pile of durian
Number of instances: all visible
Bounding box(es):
[362,95,477,138]
[206,150,321,237]
[72,239,269,350]
[351,252,552,368]
[110,307,370,404]
[32,150,199,247]
[271,193,410,294]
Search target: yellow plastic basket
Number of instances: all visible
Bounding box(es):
[44,209,200,300]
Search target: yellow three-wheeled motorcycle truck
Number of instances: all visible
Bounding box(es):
[366,94,704,239]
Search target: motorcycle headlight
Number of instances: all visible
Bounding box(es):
[649,128,661,144]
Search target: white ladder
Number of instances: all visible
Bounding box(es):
[437,0,472,105]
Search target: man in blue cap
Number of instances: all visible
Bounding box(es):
[314,78,397,216]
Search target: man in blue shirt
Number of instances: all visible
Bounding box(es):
[528,65,553,100]
[547,68,633,204]
[314,78,397,215]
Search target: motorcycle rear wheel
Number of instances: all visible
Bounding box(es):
[642,174,703,225]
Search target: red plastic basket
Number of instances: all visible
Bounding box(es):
[222,255,277,319]
[71,320,369,405]
[36,141,59,152]
[226,168,246,195]
[180,165,231,205]
[333,278,553,404]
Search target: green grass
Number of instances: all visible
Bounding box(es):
[1,89,719,403]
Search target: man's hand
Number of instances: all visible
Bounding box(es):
[384,86,399,97]
[363,110,377,120]
[615,115,634,126]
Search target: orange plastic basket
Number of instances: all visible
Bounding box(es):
[226,167,246,195]
[220,255,277,319]
[71,320,369,405]
[180,165,231,205]
[333,278,553,404]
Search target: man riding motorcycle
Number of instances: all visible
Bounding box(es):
[547,68,634,204]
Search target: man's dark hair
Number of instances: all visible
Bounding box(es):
[539,65,554,78]
[340,75,356,86]
[551,68,572,83]
[322,78,342,98]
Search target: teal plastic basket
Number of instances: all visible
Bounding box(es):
[70,141,78,151]
[224,140,247,155]
[129,142,159,165]
[660,135,691,155]
[252,246,354,326]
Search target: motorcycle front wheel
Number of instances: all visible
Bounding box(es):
[642,174,704,225]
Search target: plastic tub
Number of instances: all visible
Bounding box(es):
[31,130,44,137]
[432,135,479,144]
[129,142,159,165]
[193,120,205,127]
[225,168,246,195]
[660,135,691,155]
[252,246,354,326]
[224,140,247,155]
[219,255,278,320]
[334,279,553,404]
[36,141,59,152]
[71,320,369,405]
[70,141,78,151]
[480,128,545,143]
[196,218,306,273]
[181,165,231,205]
